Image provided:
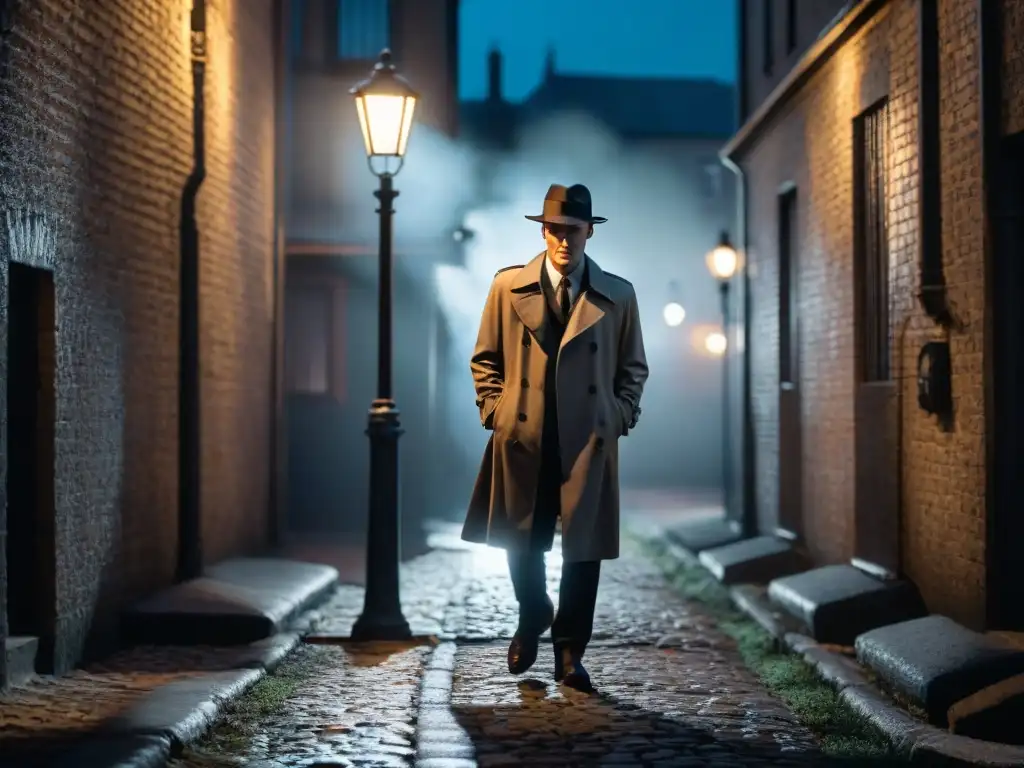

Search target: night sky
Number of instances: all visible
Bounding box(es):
[458,0,737,102]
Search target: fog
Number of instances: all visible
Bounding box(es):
[303,106,734,521]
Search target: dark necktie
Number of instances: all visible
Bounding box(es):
[556,276,571,324]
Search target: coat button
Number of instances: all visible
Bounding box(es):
[518,412,527,422]
[590,341,598,353]
[588,385,597,394]
[521,378,530,388]
[595,437,605,450]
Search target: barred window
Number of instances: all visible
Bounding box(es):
[854,99,891,382]
[338,0,390,61]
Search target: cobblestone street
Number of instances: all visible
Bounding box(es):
[169,522,879,768]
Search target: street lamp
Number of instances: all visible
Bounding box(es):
[706,231,739,521]
[705,330,728,356]
[663,279,686,327]
[349,49,419,641]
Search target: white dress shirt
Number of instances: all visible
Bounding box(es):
[545,255,585,307]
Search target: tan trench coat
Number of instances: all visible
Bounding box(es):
[461,253,649,562]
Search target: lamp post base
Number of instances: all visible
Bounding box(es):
[350,614,412,642]
[351,399,412,642]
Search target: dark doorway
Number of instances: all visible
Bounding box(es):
[988,129,1024,629]
[6,262,57,671]
[777,184,803,541]
[852,99,900,579]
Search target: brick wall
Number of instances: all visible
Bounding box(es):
[738,0,990,626]
[741,0,851,119]
[0,0,276,672]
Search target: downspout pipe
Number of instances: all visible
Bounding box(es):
[917,0,953,327]
[177,0,207,583]
[269,0,289,549]
[722,155,756,539]
[978,0,1005,626]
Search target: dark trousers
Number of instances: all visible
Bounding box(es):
[507,550,601,655]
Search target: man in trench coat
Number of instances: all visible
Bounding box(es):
[461,183,649,691]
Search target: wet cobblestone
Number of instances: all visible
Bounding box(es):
[181,643,430,767]
[0,642,287,765]
[173,533,849,767]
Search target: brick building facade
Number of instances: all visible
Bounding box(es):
[1,0,280,678]
[728,0,1024,630]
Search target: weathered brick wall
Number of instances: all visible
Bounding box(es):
[740,0,989,625]
[741,0,851,118]
[891,0,986,628]
[0,0,275,671]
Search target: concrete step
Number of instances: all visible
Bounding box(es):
[665,516,743,554]
[698,535,808,585]
[767,564,927,646]
[856,615,1024,742]
[5,636,38,687]
[122,558,338,646]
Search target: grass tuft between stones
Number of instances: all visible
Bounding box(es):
[638,535,899,761]
[170,645,326,767]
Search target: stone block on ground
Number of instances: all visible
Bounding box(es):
[122,558,338,646]
[5,636,38,687]
[856,614,1024,735]
[666,516,742,554]
[699,535,807,585]
[768,564,927,646]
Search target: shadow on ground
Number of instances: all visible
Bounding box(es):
[452,678,908,767]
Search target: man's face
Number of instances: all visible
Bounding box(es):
[542,221,593,273]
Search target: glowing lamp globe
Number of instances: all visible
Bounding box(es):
[705,331,728,356]
[706,231,739,281]
[351,49,419,160]
[663,302,686,327]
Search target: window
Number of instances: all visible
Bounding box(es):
[854,99,892,382]
[778,186,798,385]
[285,281,346,399]
[337,0,390,60]
[762,0,774,75]
[786,0,797,53]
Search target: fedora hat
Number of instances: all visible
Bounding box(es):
[525,183,608,226]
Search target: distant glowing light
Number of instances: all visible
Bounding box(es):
[706,231,740,281]
[663,302,686,327]
[705,331,727,356]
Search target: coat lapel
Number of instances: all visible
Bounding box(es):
[510,253,547,340]
[560,255,617,350]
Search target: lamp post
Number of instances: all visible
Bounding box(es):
[706,231,740,519]
[349,49,419,641]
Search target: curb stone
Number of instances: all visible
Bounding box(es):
[659,539,1024,767]
[52,631,303,768]
[414,641,476,767]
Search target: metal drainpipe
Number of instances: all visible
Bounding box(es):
[917,0,952,326]
[721,155,756,538]
[177,0,207,583]
[269,0,289,549]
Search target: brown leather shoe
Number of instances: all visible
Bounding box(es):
[507,599,554,675]
[554,645,593,692]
